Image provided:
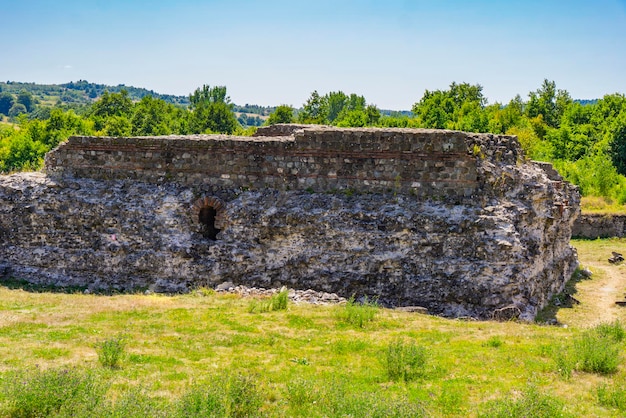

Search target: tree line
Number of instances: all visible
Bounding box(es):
[1,80,626,208]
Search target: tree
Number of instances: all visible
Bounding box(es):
[525,79,571,130]
[90,90,133,119]
[298,90,327,124]
[412,82,487,131]
[17,90,34,112]
[0,92,14,115]
[609,112,626,176]
[188,85,239,134]
[131,96,173,136]
[8,103,27,117]
[267,105,294,125]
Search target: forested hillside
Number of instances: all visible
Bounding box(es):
[1,79,625,212]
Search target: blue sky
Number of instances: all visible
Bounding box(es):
[1,0,625,109]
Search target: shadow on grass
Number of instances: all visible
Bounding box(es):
[535,268,591,325]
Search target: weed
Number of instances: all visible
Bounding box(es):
[574,329,620,374]
[96,335,127,369]
[479,385,571,418]
[287,379,319,410]
[597,381,626,412]
[290,357,309,365]
[105,386,169,417]
[225,374,264,418]
[194,286,215,297]
[0,367,108,418]
[175,373,263,418]
[385,338,428,382]
[336,296,379,328]
[595,320,626,342]
[317,378,427,417]
[248,287,289,313]
[554,321,624,377]
[484,336,504,348]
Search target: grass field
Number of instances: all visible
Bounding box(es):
[0,239,626,416]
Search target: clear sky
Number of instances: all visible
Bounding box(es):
[1,0,625,110]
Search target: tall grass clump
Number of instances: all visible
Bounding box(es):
[385,338,428,382]
[0,367,108,418]
[248,287,289,313]
[479,385,571,418]
[336,296,379,328]
[555,320,624,377]
[597,381,626,412]
[96,335,127,369]
[175,373,263,418]
[314,378,427,417]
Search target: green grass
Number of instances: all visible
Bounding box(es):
[0,239,626,416]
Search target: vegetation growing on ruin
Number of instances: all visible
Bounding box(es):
[0,239,625,416]
[1,79,626,211]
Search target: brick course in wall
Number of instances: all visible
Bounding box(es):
[44,126,518,199]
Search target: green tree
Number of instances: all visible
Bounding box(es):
[90,90,133,119]
[0,92,14,115]
[525,79,571,130]
[8,103,27,117]
[131,96,173,136]
[17,90,34,112]
[188,85,239,134]
[609,112,626,176]
[298,90,327,124]
[267,105,294,125]
[412,82,487,131]
[104,115,132,137]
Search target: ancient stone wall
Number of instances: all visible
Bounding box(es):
[572,214,626,239]
[1,125,580,320]
[43,125,519,199]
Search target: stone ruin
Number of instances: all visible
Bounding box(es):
[0,124,580,320]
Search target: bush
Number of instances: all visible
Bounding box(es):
[385,338,428,382]
[96,336,126,369]
[336,296,379,328]
[0,367,108,417]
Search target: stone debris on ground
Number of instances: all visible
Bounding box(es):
[214,282,347,305]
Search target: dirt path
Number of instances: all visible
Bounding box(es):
[565,240,626,327]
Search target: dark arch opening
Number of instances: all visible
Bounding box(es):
[199,206,221,240]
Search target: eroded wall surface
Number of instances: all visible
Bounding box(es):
[0,126,579,319]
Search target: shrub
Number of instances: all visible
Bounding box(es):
[385,338,428,382]
[0,367,107,417]
[336,296,379,328]
[96,336,126,369]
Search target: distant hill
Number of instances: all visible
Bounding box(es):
[0,80,190,107]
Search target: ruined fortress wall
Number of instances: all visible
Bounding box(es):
[572,214,626,239]
[1,126,579,320]
[43,126,518,199]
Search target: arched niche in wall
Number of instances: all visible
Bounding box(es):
[191,196,227,240]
